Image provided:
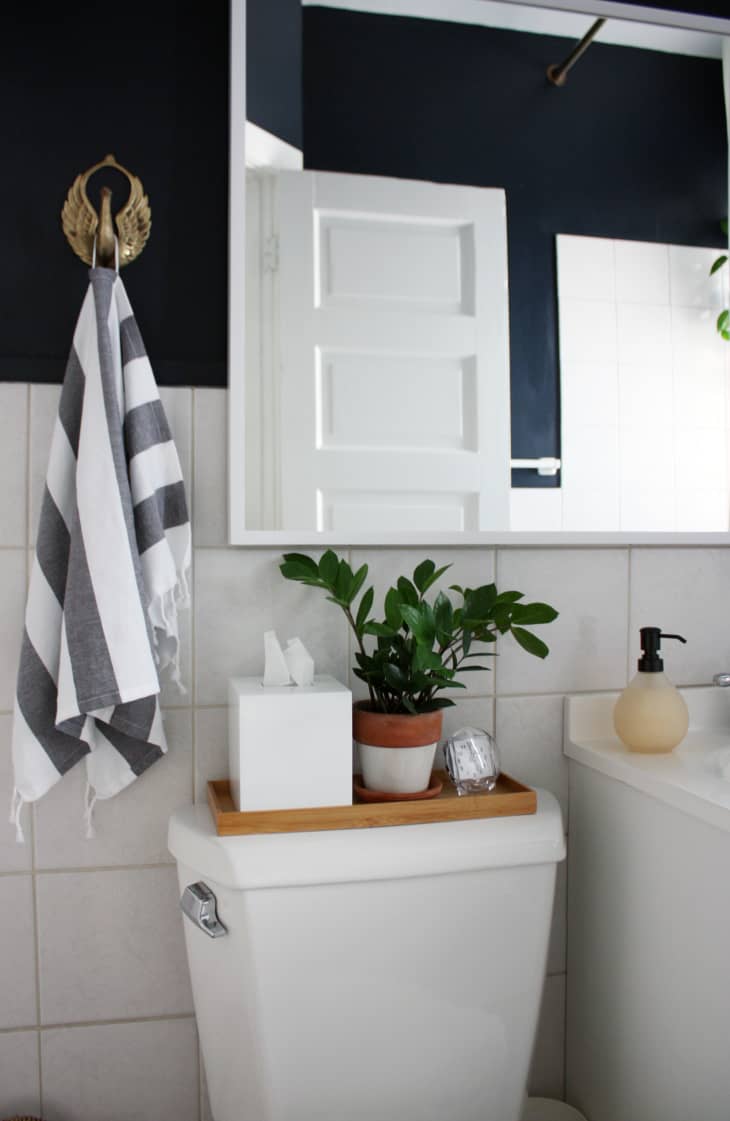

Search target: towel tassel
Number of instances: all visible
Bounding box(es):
[9,788,26,844]
[83,781,98,840]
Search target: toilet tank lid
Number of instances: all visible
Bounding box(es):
[168,790,565,890]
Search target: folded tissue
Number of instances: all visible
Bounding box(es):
[228,630,352,812]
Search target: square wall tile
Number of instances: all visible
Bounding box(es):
[0,384,28,546]
[495,549,629,695]
[0,875,37,1028]
[194,705,228,802]
[495,695,567,821]
[0,714,32,872]
[34,709,192,869]
[41,1018,199,1121]
[616,303,672,367]
[37,866,192,1023]
[528,973,566,1100]
[194,548,349,705]
[629,548,730,686]
[0,1030,40,1116]
[510,489,563,533]
[558,300,617,363]
[0,549,27,711]
[560,360,618,433]
[29,384,61,546]
[671,305,727,369]
[193,387,228,546]
[614,240,670,305]
[556,235,615,302]
[670,244,728,309]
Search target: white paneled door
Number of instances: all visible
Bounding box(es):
[271,170,511,532]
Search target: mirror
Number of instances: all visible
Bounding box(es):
[230,0,729,541]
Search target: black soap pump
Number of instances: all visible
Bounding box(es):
[613,628,689,753]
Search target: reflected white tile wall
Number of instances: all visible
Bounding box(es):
[556,234,730,532]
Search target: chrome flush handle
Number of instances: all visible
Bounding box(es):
[181,882,228,938]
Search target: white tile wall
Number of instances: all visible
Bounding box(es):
[1,383,729,1115]
[555,235,730,533]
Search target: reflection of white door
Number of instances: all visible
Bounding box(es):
[275,170,511,531]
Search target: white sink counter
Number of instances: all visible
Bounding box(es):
[564,686,730,832]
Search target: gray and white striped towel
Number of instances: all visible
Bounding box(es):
[10,267,191,839]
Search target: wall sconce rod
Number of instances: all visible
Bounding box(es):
[547,18,606,87]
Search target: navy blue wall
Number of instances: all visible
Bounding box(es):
[247,0,303,148]
[302,7,727,479]
[0,1,229,387]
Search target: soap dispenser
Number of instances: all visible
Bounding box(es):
[613,627,688,753]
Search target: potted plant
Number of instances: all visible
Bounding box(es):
[280,551,558,795]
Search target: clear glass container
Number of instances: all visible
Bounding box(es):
[444,726,500,795]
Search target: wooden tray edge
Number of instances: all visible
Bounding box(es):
[207,772,537,836]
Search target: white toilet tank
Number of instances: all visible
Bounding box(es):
[168,792,565,1121]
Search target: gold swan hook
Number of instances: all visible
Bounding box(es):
[61,153,152,268]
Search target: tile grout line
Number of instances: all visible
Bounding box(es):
[0,1011,197,1035]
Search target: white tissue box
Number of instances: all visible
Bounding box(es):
[228,675,353,812]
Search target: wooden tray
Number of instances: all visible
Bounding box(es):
[207,770,536,836]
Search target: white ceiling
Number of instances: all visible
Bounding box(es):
[301,0,727,58]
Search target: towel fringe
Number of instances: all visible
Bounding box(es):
[83,781,98,840]
[9,788,26,844]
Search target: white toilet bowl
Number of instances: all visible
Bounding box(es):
[169,790,564,1121]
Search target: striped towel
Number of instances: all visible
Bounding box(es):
[10,267,191,840]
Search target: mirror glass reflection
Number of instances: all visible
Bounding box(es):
[234,0,729,535]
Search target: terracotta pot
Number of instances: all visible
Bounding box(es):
[353,702,443,794]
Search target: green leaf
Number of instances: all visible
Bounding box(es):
[350,564,368,604]
[494,590,524,605]
[318,550,340,587]
[511,626,550,659]
[413,561,451,597]
[412,559,436,594]
[396,577,419,607]
[722,219,728,235]
[400,603,436,645]
[335,559,353,603]
[281,552,319,577]
[384,587,403,630]
[510,602,559,626]
[463,584,497,621]
[363,621,397,638]
[717,310,730,334]
[355,586,374,631]
[710,255,728,276]
[383,663,408,690]
[279,561,324,585]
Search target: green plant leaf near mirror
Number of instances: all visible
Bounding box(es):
[710,220,729,340]
[280,551,559,715]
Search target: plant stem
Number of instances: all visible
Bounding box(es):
[343,604,376,707]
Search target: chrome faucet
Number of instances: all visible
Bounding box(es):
[713,674,730,687]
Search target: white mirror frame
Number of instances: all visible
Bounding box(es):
[228,0,730,547]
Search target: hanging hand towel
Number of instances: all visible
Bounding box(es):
[10,267,191,839]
